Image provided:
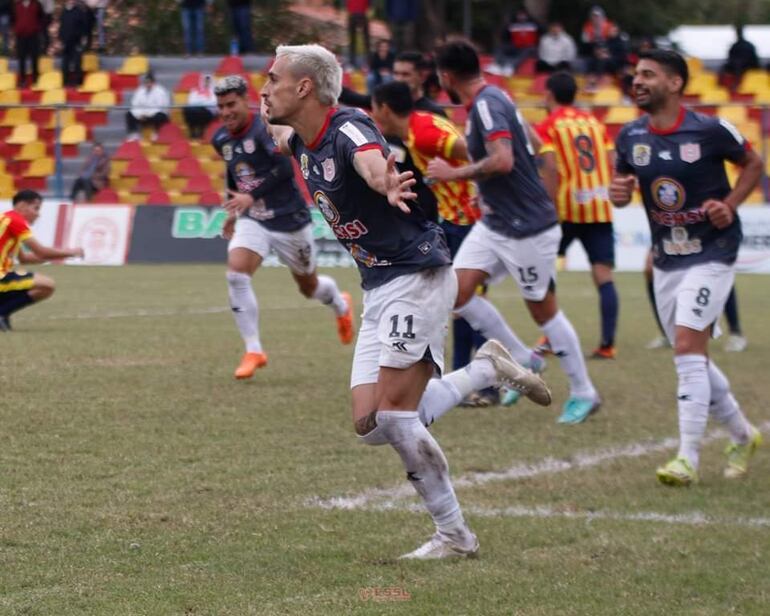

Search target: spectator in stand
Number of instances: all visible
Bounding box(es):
[386,0,418,52]
[606,23,630,73]
[125,71,170,141]
[85,0,107,53]
[720,25,759,91]
[59,0,88,86]
[179,0,211,57]
[346,0,369,69]
[366,39,394,93]
[183,73,217,138]
[0,0,12,56]
[536,21,577,73]
[39,0,52,54]
[581,5,615,88]
[227,0,253,54]
[498,7,539,70]
[13,0,44,87]
[70,142,110,203]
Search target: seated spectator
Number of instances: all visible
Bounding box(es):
[720,25,759,91]
[536,22,576,73]
[366,39,395,93]
[59,0,88,86]
[498,8,539,69]
[70,141,110,202]
[183,73,217,139]
[125,71,170,141]
[581,6,617,88]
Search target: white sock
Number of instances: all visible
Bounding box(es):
[674,354,710,468]
[312,274,348,317]
[226,271,262,353]
[376,411,470,539]
[708,361,751,445]
[454,295,532,364]
[540,310,596,399]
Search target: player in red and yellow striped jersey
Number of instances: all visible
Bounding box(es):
[0,190,83,331]
[535,71,619,358]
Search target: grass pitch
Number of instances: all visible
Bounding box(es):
[1,264,769,615]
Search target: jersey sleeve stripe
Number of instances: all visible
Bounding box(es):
[353,143,384,155]
[486,130,512,142]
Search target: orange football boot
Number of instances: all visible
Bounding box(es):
[234,351,268,379]
[591,345,616,360]
[337,292,355,345]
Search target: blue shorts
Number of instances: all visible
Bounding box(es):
[558,222,615,267]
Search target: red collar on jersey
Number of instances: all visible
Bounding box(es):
[229,112,255,138]
[648,106,686,135]
[307,107,338,150]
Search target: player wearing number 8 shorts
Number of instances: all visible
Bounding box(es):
[611,49,764,485]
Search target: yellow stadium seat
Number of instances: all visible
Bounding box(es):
[150,159,177,176]
[118,55,149,76]
[1,107,30,126]
[591,87,623,105]
[0,72,17,91]
[604,105,639,124]
[716,105,748,125]
[26,157,55,177]
[41,88,66,105]
[699,88,730,104]
[190,142,217,159]
[685,56,703,76]
[0,89,20,104]
[61,123,87,145]
[90,90,117,109]
[200,159,225,176]
[685,72,718,95]
[7,124,38,144]
[37,56,54,74]
[738,121,761,145]
[79,71,110,93]
[0,174,15,194]
[0,58,8,73]
[250,73,266,91]
[737,69,769,95]
[173,91,187,106]
[33,71,63,91]
[81,52,99,73]
[17,141,46,160]
[47,108,77,128]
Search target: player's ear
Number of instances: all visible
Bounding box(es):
[297,77,312,100]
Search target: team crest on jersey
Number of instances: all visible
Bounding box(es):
[321,158,336,182]
[300,153,309,179]
[632,144,651,166]
[679,143,701,163]
[222,144,233,161]
[314,190,340,224]
[243,139,255,154]
[651,176,686,212]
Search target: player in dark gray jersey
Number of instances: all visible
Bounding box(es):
[429,40,599,424]
[213,75,353,380]
[262,43,550,560]
[610,50,763,486]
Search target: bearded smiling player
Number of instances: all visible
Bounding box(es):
[261,43,550,560]
[610,49,763,486]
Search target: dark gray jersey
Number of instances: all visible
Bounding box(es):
[289,107,451,290]
[212,115,310,232]
[466,85,558,238]
[615,108,748,270]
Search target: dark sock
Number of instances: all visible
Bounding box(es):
[723,286,741,335]
[0,291,35,316]
[598,281,618,347]
[646,277,666,337]
[452,317,476,371]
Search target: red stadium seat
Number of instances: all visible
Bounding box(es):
[133,174,163,193]
[203,121,222,142]
[216,56,244,76]
[124,157,152,177]
[113,140,144,160]
[176,71,201,92]
[171,157,203,178]
[156,122,186,144]
[91,188,120,203]
[198,190,221,205]
[183,175,214,193]
[145,189,172,204]
[165,139,193,160]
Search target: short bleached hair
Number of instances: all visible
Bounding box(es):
[275,44,342,106]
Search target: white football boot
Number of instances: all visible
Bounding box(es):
[475,339,552,406]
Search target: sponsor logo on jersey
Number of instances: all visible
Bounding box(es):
[632,144,651,166]
[300,153,309,179]
[321,158,336,182]
[350,243,389,267]
[651,177,686,212]
[679,143,701,163]
[222,144,233,161]
[658,150,672,160]
[243,139,255,154]
[477,99,494,131]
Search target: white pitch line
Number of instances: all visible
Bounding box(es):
[310,421,770,511]
[37,303,331,321]
[355,501,770,529]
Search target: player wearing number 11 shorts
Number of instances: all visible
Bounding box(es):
[611,49,764,485]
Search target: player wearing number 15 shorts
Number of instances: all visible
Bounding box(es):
[611,49,764,486]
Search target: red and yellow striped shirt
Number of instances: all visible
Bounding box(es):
[406,111,480,226]
[0,210,32,276]
[537,106,614,223]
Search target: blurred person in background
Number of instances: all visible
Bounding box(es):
[346,0,369,69]
[227,0,253,54]
[0,0,12,56]
[179,0,211,57]
[536,21,576,73]
[59,0,88,86]
[183,73,217,138]
[125,71,170,141]
[70,142,110,203]
[13,0,44,87]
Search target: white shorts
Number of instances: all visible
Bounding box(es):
[228,218,316,275]
[350,266,456,388]
[653,261,735,342]
[453,222,561,301]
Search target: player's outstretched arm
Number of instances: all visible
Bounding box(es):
[353,150,415,213]
[609,173,636,207]
[23,238,83,261]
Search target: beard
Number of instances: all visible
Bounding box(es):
[446,88,462,105]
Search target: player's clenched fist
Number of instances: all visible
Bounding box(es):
[701,198,735,229]
[609,174,636,206]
